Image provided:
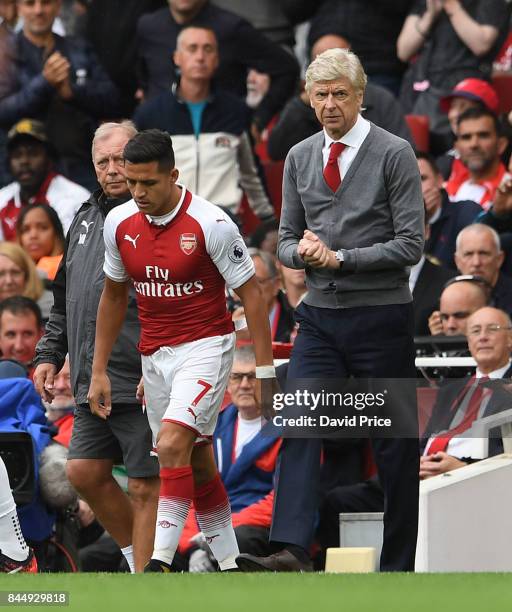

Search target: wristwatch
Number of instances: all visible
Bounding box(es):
[335,250,344,268]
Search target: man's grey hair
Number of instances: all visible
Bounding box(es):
[233,344,256,364]
[176,24,217,50]
[305,48,367,94]
[91,120,137,157]
[455,223,501,254]
[248,248,278,279]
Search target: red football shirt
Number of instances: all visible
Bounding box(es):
[103,187,254,355]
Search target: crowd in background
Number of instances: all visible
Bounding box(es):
[2,0,512,572]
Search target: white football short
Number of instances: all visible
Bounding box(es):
[141,333,235,447]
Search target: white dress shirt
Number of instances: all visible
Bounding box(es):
[322,114,371,177]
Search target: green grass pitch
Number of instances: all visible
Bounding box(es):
[0,573,511,612]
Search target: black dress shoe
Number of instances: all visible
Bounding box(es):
[236,550,313,572]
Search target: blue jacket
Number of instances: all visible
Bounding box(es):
[0,378,54,542]
[214,404,279,513]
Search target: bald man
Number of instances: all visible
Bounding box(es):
[429,280,488,336]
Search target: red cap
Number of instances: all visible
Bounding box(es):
[439,78,500,114]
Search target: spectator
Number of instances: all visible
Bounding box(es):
[436,77,500,177]
[0,0,16,29]
[180,345,281,571]
[308,0,412,96]
[280,265,307,310]
[446,108,509,209]
[0,0,122,189]
[211,0,299,50]
[0,119,88,241]
[267,33,413,161]
[84,0,166,115]
[16,204,65,280]
[33,120,160,574]
[133,26,275,224]
[135,0,299,135]
[250,249,294,343]
[248,220,279,254]
[477,153,512,235]
[0,242,51,318]
[411,211,454,336]
[0,295,43,369]
[397,0,509,153]
[418,152,481,268]
[454,224,512,315]
[317,306,512,551]
[428,277,489,336]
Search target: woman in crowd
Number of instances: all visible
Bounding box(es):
[0,241,52,318]
[16,204,65,281]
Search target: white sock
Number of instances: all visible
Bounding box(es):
[120,544,135,573]
[0,457,29,561]
[196,502,239,571]
[152,496,190,565]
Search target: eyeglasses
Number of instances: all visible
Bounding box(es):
[94,155,125,170]
[229,372,257,383]
[440,311,471,321]
[467,324,512,337]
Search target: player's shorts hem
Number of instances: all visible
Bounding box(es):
[162,419,213,442]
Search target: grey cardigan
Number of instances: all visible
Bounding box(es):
[278,123,424,309]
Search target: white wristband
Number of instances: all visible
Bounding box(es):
[256,365,276,379]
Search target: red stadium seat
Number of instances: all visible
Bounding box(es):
[417,386,439,437]
[263,160,284,217]
[406,114,430,152]
[491,73,512,114]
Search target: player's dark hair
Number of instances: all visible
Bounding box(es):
[123,129,175,172]
[457,106,502,136]
[0,295,43,330]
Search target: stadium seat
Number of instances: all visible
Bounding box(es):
[416,386,439,436]
[263,160,284,217]
[491,73,512,114]
[405,115,430,152]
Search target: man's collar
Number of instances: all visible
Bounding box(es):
[476,359,512,379]
[323,114,368,149]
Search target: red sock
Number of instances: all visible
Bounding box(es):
[152,466,194,565]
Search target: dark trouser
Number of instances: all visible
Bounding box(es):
[269,302,419,571]
[235,525,272,557]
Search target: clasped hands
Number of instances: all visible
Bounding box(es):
[298,229,339,269]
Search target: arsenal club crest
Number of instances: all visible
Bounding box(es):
[180,233,197,255]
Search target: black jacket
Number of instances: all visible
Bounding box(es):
[421,369,512,460]
[412,257,454,336]
[35,190,142,405]
[135,2,299,130]
[426,191,482,270]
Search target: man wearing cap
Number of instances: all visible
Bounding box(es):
[0,119,89,241]
[446,107,508,209]
[437,78,501,179]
